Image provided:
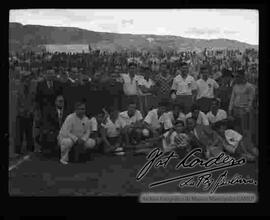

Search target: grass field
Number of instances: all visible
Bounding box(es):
[9,150,258,197]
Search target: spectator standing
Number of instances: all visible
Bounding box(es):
[120,62,141,111]
[35,69,63,117]
[216,68,234,111]
[15,71,35,155]
[40,95,69,157]
[171,62,197,114]
[196,65,219,113]
[229,69,255,140]
[154,62,174,102]
[137,65,156,116]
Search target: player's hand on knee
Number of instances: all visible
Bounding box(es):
[77,138,85,145]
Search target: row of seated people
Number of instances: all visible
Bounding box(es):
[39,94,258,165]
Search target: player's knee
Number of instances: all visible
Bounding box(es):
[60,138,73,149]
[85,138,96,149]
[135,128,142,135]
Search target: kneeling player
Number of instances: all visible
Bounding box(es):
[119,102,144,146]
[143,100,169,136]
[101,108,125,155]
[58,102,96,165]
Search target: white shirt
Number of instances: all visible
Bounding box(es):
[68,77,76,83]
[101,117,125,138]
[137,77,155,89]
[137,77,155,95]
[186,111,209,126]
[213,71,222,80]
[47,80,53,89]
[196,78,219,99]
[224,129,243,153]
[89,117,98,133]
[119,110,143,127]
[162,131,178,152]
[56,108,63,118]
[171,74,196,96]
[144,109,167,130]
[121,73,140,96]
[58,113,91,142]
[163,111,186,130]
[206,109,227,124]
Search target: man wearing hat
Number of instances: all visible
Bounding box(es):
[228,69,255,142]
[171,62,197,114]
[15,71,35,155]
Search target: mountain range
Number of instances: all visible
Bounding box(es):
[9,22,258,53]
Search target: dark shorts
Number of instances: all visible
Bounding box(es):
[197,97,214,114]
[175,95,193,114]
[107,136,119,146]
[121,95,140,111]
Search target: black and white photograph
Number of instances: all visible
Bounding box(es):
[8,9,259,202]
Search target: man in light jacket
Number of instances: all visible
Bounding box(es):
[58,101,96,165]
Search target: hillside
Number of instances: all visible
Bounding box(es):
[9,22,258,53]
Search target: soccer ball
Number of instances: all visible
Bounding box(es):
[171,93,176,100]
[142,129,150,137]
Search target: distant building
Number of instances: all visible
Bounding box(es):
[41,44,90,53]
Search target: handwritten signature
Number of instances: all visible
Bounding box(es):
[136,148,257,192]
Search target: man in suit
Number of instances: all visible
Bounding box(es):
[40,95,69,158]
[15,71,36,155]
[35,69,63,118]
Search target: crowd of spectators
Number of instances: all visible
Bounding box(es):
[9,47,259,164]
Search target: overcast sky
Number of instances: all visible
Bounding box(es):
[9,9,259,45]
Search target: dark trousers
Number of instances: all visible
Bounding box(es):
[111,95,122,111]
[197,97,214,114]
[15,115,34,154]
[232,107,252,139]
[40,130,59,157]
[121,95,140,112]
[69,143,91,163]
[175,95,193,114]
[138,95,158,117]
